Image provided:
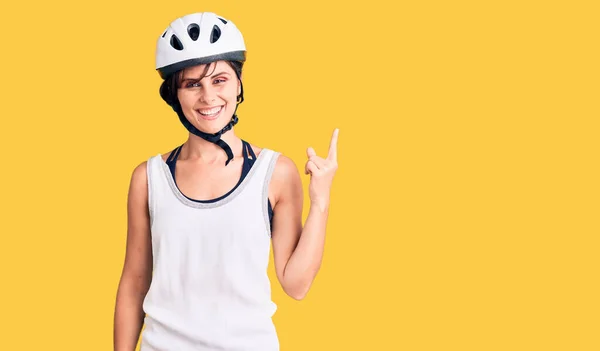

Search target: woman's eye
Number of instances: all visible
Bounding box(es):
[186,82,200,88]
[214,78,226,84]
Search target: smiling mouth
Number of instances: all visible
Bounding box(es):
[196,105,223,120]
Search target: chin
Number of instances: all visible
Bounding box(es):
[195,117,233,135]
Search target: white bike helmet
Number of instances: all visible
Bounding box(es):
[156,12,246,79]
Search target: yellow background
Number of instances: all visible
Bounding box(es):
[0,0,598,350]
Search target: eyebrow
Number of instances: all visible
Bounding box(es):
[182,71,231,81]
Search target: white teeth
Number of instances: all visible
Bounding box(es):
[198,106,222,116]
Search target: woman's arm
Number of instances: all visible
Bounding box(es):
[113,162,153,351]
[270,129,339,300]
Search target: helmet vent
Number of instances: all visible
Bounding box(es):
[161,30,167,38]
[170,35,184,50]
[218,17,227,24]
[210,25,221,43]
[187,23,200,41]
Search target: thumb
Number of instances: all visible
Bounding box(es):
[307,147,317,158]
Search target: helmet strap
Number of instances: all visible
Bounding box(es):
[172,102,241,166]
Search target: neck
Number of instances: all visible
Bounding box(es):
[180,129,242,164]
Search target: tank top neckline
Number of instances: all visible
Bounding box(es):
[157,144,269,209]
[166,140,253,204]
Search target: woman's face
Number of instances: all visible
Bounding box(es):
[177,61,241,134]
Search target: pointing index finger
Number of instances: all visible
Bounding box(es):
[327,128,339,161]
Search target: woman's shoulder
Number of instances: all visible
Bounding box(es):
[129,149,171,179]
[265,149,302,203]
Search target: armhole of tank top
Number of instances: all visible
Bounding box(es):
[262,150,280,238]
[146,155,156,227]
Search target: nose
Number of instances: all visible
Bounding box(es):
[200,86,217,104]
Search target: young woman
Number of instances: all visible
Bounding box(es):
[113,12,339,351]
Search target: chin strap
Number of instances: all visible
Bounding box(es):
[172,103,240,165]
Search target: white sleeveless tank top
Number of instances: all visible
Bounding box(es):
[140,147,281,351]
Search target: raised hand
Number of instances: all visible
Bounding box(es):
[304,128,339,208]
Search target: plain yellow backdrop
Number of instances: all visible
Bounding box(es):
[0,0,598,350]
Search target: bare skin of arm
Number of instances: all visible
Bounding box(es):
[269,129,339,300]
[113,161,153,351]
